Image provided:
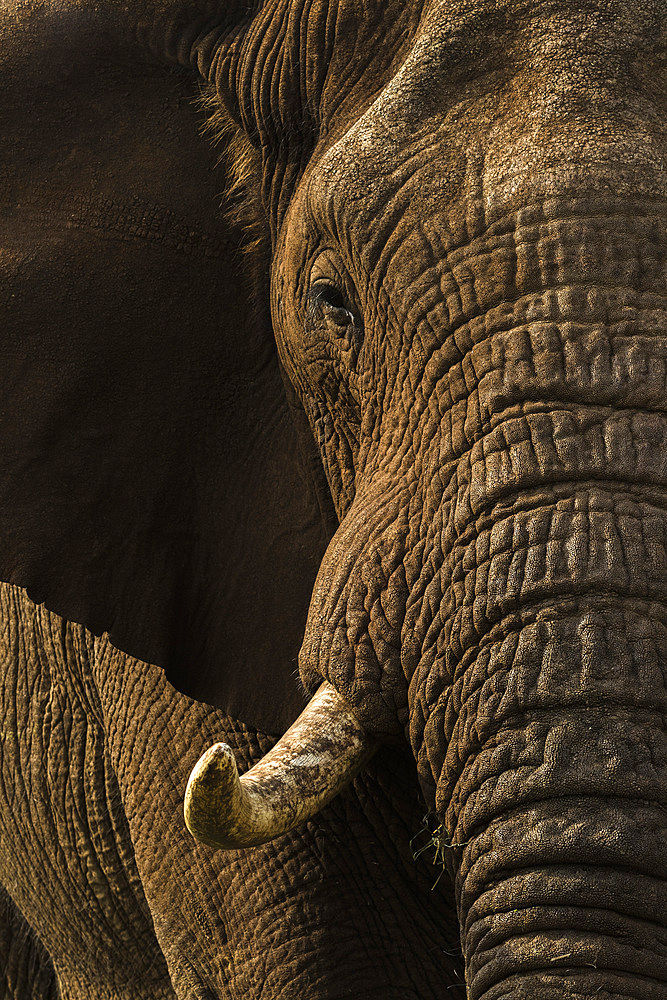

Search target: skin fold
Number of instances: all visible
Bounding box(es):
[0,1,666,998]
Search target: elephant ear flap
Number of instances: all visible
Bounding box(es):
[0,29,335,736]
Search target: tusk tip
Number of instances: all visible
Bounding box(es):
[184,742,241,848]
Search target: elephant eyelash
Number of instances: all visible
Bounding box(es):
[309,282,348,311]
[306,283,359,328]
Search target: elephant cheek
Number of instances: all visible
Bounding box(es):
[298,479,413,739]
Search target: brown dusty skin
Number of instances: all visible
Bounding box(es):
[1,1,666,998]
[184,682,378,849]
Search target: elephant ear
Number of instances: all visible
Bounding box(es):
[0,0,336,734]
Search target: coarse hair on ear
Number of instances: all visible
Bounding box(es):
[199,86,265,260]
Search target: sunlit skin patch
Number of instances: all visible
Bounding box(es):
[1,0,667,998]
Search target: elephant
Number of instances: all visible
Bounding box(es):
[1,0,666,997]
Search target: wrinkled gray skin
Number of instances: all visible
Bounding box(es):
[1,1,667,999]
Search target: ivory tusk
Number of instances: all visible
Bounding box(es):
[184,681,378,849]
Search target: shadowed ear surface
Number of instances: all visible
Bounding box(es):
[0,1,335,735]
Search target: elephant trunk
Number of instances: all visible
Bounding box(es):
[390,206,667,996]
[419,550,667,996]
[438,639,667,997]
[458,795,667,999]
[410,478,667,996]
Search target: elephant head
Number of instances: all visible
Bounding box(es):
[1,0,666,998]
[181,1,667,996]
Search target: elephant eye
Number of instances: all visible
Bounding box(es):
[303,277,364,407]
[308,282,356,326]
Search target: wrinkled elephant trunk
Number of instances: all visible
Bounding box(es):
[457,799,667,998]
[411,474,667,997]
[432,610,667,999]
[411,477,667,996]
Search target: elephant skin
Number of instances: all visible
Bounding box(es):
[0,1,666,999]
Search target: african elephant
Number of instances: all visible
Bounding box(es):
[1,0,665,998]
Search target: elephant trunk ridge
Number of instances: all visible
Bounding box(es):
[184,682,378,849]
[455,795,667,999]
[429,607,667,999]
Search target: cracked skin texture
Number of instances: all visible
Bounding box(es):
[0,0,666,998]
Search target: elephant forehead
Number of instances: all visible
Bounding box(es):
[305,0,667,247]
[314,0,665,143]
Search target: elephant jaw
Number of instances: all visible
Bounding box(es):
[184,682,378,849]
